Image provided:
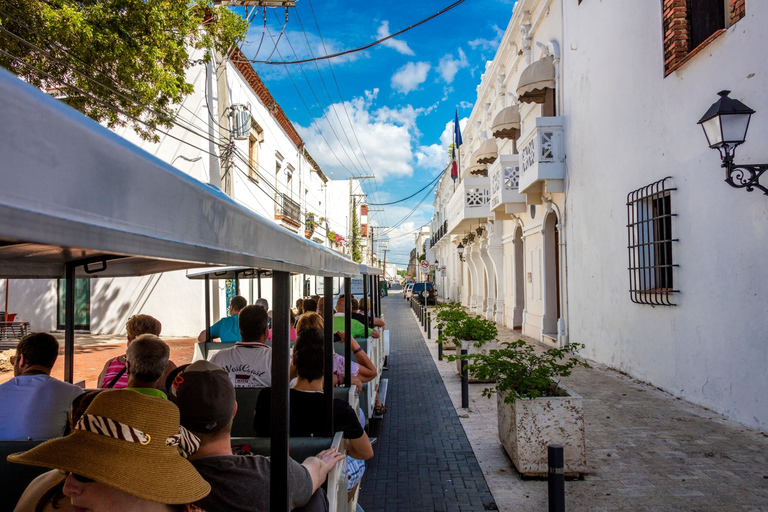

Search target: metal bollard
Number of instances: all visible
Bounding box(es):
[427,312,431,339]
[548,445,565,512]
[460,347,469,408]
[437,327,443,360]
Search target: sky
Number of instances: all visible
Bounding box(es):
[238,0,516,269]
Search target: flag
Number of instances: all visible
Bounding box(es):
[451,109,462,182]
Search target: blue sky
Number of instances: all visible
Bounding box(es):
[239,0,515,268]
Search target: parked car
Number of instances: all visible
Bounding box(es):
[411,282,436,305]
[404,283,414,300]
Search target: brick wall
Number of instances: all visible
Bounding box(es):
[729,0,745,24]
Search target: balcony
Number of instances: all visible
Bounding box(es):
[275,193,301,230]
[518,116,565,203]
[430,220,448,246]
[446,176,491,235]
[489,153,526,216]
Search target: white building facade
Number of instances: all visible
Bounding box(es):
[432,0,767,431]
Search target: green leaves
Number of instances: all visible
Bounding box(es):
[464,340,591,404]
[0,0,247,141]
[433,302,497,346]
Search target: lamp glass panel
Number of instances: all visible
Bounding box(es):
[701,116,723,147]
[720,113,751,144]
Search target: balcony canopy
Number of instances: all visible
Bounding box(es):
[491,105,521,140]
[468,161,488,176]
[475,138,498,165]
[517,55,555,104]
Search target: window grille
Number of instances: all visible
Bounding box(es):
[626,177,678,306]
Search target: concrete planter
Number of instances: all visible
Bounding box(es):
[455,340,494,383]
[497,386,586,478]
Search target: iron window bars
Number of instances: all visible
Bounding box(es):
[626,177,679,306]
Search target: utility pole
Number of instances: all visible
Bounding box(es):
[382,247,389,277]
[349,176,373,259]
[366,209,384,265]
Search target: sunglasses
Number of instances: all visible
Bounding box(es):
[60,470,95,483]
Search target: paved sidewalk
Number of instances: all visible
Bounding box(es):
[421,307,768,511]
[359,295,498,512]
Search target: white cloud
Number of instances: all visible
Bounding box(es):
[376,21,415,56]
[296,91,420,180]
[437,48,469,84]
[391,62,431,94]
[459,100,474,110]
[415,143,448,171]
[468,25,504,51]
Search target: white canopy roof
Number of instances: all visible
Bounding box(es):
[517,55,556,103]
[491,105,521,139]
[0,69,360,279]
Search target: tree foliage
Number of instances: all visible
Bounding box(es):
[351,202,362,263]
[0,0,247,141]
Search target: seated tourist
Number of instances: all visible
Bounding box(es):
[198,295,247,342]
[268,309,297,343]
[295,312,376,386]
[9,390,210,512]
[169,360,343,512]
[0,332,83,440]
[97,314,175,389]
[254,328,374,501]
[14,390,102,512]
[333,296,379,339]
[295,298,304,316]
[125,334,171,399]
[357,298,386,329]
[210,305,271,388]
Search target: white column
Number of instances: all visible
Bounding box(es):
[479,237,496,320]
[488,242,504,324]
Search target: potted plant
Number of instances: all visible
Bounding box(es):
[464,340,591,477]
[305,212,317,238]
[437,305,498,381]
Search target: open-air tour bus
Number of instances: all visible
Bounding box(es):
[0,67,381,512]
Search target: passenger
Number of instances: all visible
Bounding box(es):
[333,296,379,339]
[296,312,376,387]
[8,390,210,512]
[0,333,83,440]
[254,328,374,502]
[14,390,102,512]
[295,298,304,316]
[197,295,247,342]
[254,297,272,328]
[295,298,316,326]
[125,334,171,399]
[97,314,175,389]
[169,360,343,512]
[349,296,359,311]
[357,298,386,329]
[267,308,297,342]
[210,305,271,388]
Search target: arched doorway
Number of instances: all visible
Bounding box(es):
[513,226,524,329]
[542,213,560,337]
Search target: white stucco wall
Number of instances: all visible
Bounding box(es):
[563,1,768,431]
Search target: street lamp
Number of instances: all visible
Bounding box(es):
[698,90,767,195]
[457,243,465,262]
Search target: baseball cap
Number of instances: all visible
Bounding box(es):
[168,360,236,433]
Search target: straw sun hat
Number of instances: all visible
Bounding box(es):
[8,389,210,504]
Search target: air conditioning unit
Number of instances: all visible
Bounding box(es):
[231,104,250,140]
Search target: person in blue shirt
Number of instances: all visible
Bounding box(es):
[197,295,247,342]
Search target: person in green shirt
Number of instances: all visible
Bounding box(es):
[125,334,170,399]
[332,296,379,339]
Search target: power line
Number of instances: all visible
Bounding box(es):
[232,0,467,65]
[369,171,443,206]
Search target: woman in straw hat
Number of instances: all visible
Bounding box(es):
[9,390,209,512]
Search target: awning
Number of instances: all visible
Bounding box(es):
[475,138,498,165]
[491,105,521,139]
[0,68,361,279]
[517,55,555,104]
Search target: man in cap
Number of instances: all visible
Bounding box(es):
[169,360,343,512]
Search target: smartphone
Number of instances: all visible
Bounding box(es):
[333,332,342,342]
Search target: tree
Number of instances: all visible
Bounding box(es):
[351,201,362,263]
[0,0,247,141]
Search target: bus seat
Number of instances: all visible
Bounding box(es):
[0,440,48,512]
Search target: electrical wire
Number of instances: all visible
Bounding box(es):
[231,0,467,65]
[368,171,443,206]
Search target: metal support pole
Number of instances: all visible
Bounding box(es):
[438,327,443,360]
[64,263,76,384]
[344,277,351,388]
[427,312,431,339]
[362,276,369,339]
[460,347,469,409]
[548,444,565,512]
[270,271,291,512]
[205,274,211,342]
[257,272,262,298]
[323,276,334,437]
